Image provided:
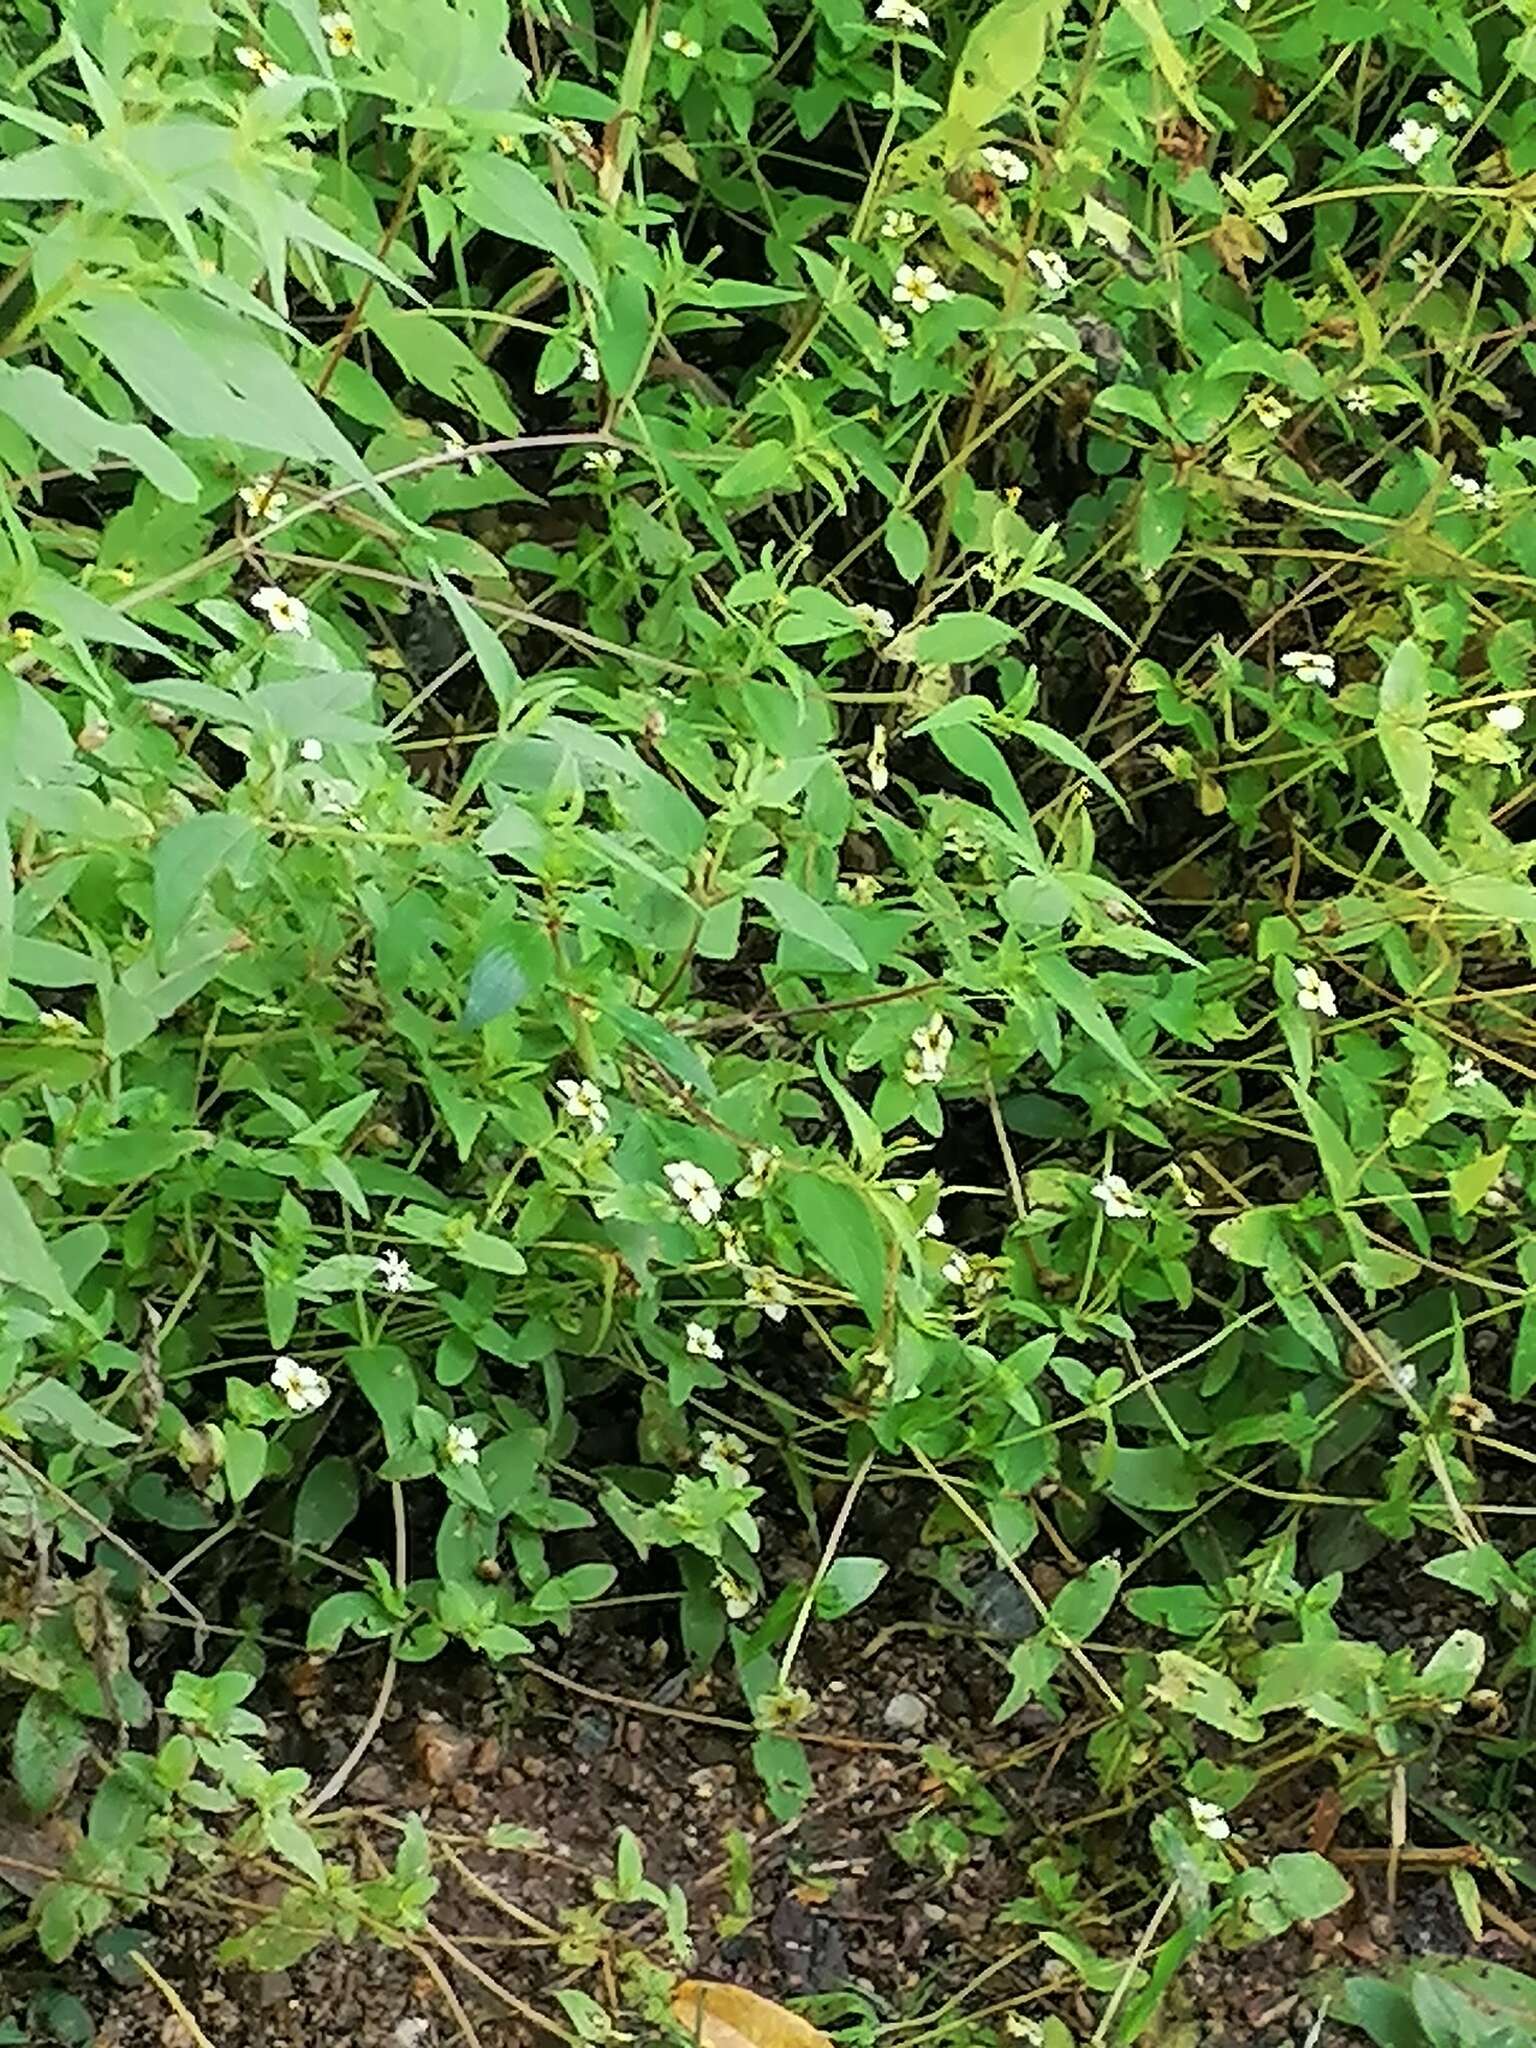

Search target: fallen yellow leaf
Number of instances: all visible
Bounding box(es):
[670,1981,834,2048]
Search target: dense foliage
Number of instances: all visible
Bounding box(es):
[3,0,1536,2036]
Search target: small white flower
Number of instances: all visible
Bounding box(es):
[444,1422,480,1467]
[1294,964,1338,1018]
[1427,82,1470,126]
[665,1160,723,1226]
[1189,1797,1231,1841]
[941,1248,973,1287]
[234,44,289,84]
[880,208,917,239]
[1280,649,1336,688]
[319,10,356,56]
[874,0,928,26]
[579,344,600,383]
[238,475,289,522]
[685,1320,724,1362]
[1450,473,1496,511]
[437,420,484,476]
[271,1356,330,1414]
[550,118,591,158]
[699,1429,749,1479]
[1251,392,1293,431]
[37,1009,85,1035]
[715,1569,755,1620]
[1390,119,1441,166]
[981,146,1030,185]
[376,1247,415,1293]
[583,446,623,474]
[555,1076,609,1130]
[1402,249,1436,284]
[921,1208,945,1239]
[736,1147,781,1198]
[878,313,910,351]
[745,1269,792,1322]
[298,736,324,763]
[839,873,881,904]
[867,721,890,795]
[1452,1054,1485,1087]
[1027,248,1073,295]
[1487,702,1524,733]
[661,28,702,55]
[892,263,952,314]
[1091,1174,1147,1221]
[904,1012,953,1088]
[1340,383,1377,416]
[855,603,896,640]
[250,585,311,637]
[718,1222,750,1267]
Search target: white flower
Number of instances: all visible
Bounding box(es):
[1091,1174,1147,1221]
[892,263,952,314]
[880,208,917,239]
[376,1247,415,1293]
[550,118,591,158]
[941,1249,973,1287]
[661,28,702,55]
[1450,473,1496,511]
[744,1269,792,1323]
[1027,248,1073,295]
[855,603,896,640]
[250,585,310,637]
[271,1356,330,1414]
[579,344,600,383]
[878,313,910,351]
[718,1222,750,1267]
[555,1077,609,1130]
[904,1012,953,1087]
[735,1147,781,1198]
[874,0,928,26]
[37,1009,85,1035]
[867,721,890,795]
[444,1423,480,1467]
[1487,702,1524,733]
[981,146,1030,185]
[234,44,289,84]
[1403,249,1436,284]
[1294,964,1338,1018]
[319,10,356,55]
[437,421,484,476]
[700,1429,749,1479]
[238,475,289,522]
[715,1569,755,1619]
[1189,1797,1231,1841]
[685,1320,724,1362]
[1390,119,1440,166]
[665,1160,723,1225]
[1452,1055,1485,1087]
[1252,393,1292,430]
[1280,649,1336,688]
[298,736,324,763]
[1340,383,1376,416]
[583,446,623,474]
[840,873,881,904]
[921,1208,945,1239]
[1427,82,1470,125]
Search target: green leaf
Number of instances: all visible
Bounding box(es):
[814,1557,888,1620]
[944,0,1064,141]
[1513,1303,1536,1400]
[1150,1651,1263,1741]
[0,1169,77,1316]
[294,1458,360,1550]
[885,511,928,581]
[786,1173,887,1321]
[457,156,599,296]
[1117,0,1203,119]
[152,813,256,942]
[7,1379,133,1449]
[923,715,1039,847]
[431,569,521,721]
[905,612,1014,665]
[223,1424,267,1504]
[1137,462,1188,573]
[13,1694,88,1814]
[750,878,868,971]
[1049,1558,1121,1640]
[346,1345,417,1455]
[365,305,520,436]
[1266,1851,1352,1924]
[0,363,197,500]
[1377,638,1433,823]
[1449,1146,1507,1218]
[461,944,530,1028]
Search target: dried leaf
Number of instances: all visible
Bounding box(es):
[670,1982,834,2048]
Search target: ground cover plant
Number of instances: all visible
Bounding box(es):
[4,0,1536,2039]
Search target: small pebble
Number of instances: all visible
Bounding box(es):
[884,1691,929,1735]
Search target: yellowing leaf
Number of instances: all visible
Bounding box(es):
[670,1982,834,2048]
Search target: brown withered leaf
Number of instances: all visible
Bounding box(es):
[670,1982,834,2048]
